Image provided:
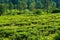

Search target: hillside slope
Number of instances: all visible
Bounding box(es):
[0,13,60,40]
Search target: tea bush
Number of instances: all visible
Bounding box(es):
[0,13,60,40]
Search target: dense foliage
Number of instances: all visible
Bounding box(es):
[0,0,60,40]
[0,0,60,10]
[0,13,60,40]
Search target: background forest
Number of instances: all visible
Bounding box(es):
[0,0,60,9]
[0,0,60,15]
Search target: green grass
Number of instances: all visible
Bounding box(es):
[0,13,60,40]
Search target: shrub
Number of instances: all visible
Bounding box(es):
[33,9,46,15]
[54,34,60,40]
[11,34,28,40]
[33,9,41,15]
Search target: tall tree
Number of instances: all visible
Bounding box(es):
[28,0,36,10]
[45,0,52,13]
[0,4,5,16]
[18,0,27,10]
[51,1,56,10]
[58,0,60,8]
[30,0,36,10]
[8,0,14,9]
[35,0,43,9]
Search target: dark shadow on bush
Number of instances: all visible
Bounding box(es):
[52,10,60,13]
[34,10,41,15]
[54,34,60,40]
[11,34,28,40]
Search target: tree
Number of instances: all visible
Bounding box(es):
[35,0,43,9]
[28,0,36,10]
[29,1,36,10]
[8,0,14,10]
[0,4,5,16]
[51,1,56,10]
[58,0,60,8]
[45,0,52,13]
[18,0,27,10]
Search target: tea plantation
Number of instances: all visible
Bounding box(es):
[0,13,60,40]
